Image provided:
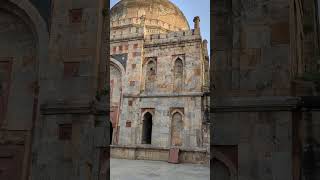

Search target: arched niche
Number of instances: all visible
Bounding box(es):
[110,61,123,107]
[173,57,184,92]
[212,150,238,180]
[0,1,48,180]
[144,58,157,93]
[0,0,47,128]
[171,111,184,146]
[109,58,125,145]
[212,159,231,180]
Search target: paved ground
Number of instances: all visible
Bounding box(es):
[110,158,210,180]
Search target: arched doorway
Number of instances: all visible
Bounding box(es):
[142,112,152,144]
[212,159,231,180]
[171,112,183,146]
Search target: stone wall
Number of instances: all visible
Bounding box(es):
[212,0,320,179]
[212,0,293,179]
[31,0,109,178]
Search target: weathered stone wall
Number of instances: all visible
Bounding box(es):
[31,0,109,179]
[0,1,38,179]
[212,0,295,179]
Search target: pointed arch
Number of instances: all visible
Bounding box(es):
[144,58,157,93]
[110,58,125,145]
[171,111,183,146]
[212,150,238,180]
[3,0,49,74]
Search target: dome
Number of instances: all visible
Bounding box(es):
[110,0,190,32]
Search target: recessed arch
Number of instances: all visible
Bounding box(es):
[212,159,231,180]
[171,111,183,146]
[2,0,49,76]
[212,150,238,180]
[173,57,184,92]
[0,1,48,179]
[110,58,125,77]
[145,59,157,93]
[110,58,125,145]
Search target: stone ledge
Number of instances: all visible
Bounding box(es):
[110,144,208,152]
[123,92,205,98]
[110,145,209,164]
[40,100,108,115]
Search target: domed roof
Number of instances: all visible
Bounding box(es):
[111,0,190,32]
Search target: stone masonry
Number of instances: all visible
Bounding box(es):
[0,0,109,179]
[212,0,320,180]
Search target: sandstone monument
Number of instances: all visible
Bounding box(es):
[109,0,210,164]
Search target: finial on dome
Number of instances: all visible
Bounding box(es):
[193,16,200,34]
[193,16,200,29]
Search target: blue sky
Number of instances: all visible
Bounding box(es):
[110,0,210,54]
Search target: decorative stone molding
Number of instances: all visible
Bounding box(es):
[212,96,301,112]
[40,100,108,115]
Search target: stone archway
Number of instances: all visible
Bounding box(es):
[212,149,238,180]
[0,6,37,127]
[212,159,231,180]
[142,112,153,144]
[110,60,124,145]
[0,1,48,179]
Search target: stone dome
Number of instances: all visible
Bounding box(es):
[110,0,190,32]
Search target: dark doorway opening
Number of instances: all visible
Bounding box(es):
[110,121,113,145]
[142,112,152,144]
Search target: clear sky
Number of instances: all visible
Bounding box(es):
[110,0,210,54]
